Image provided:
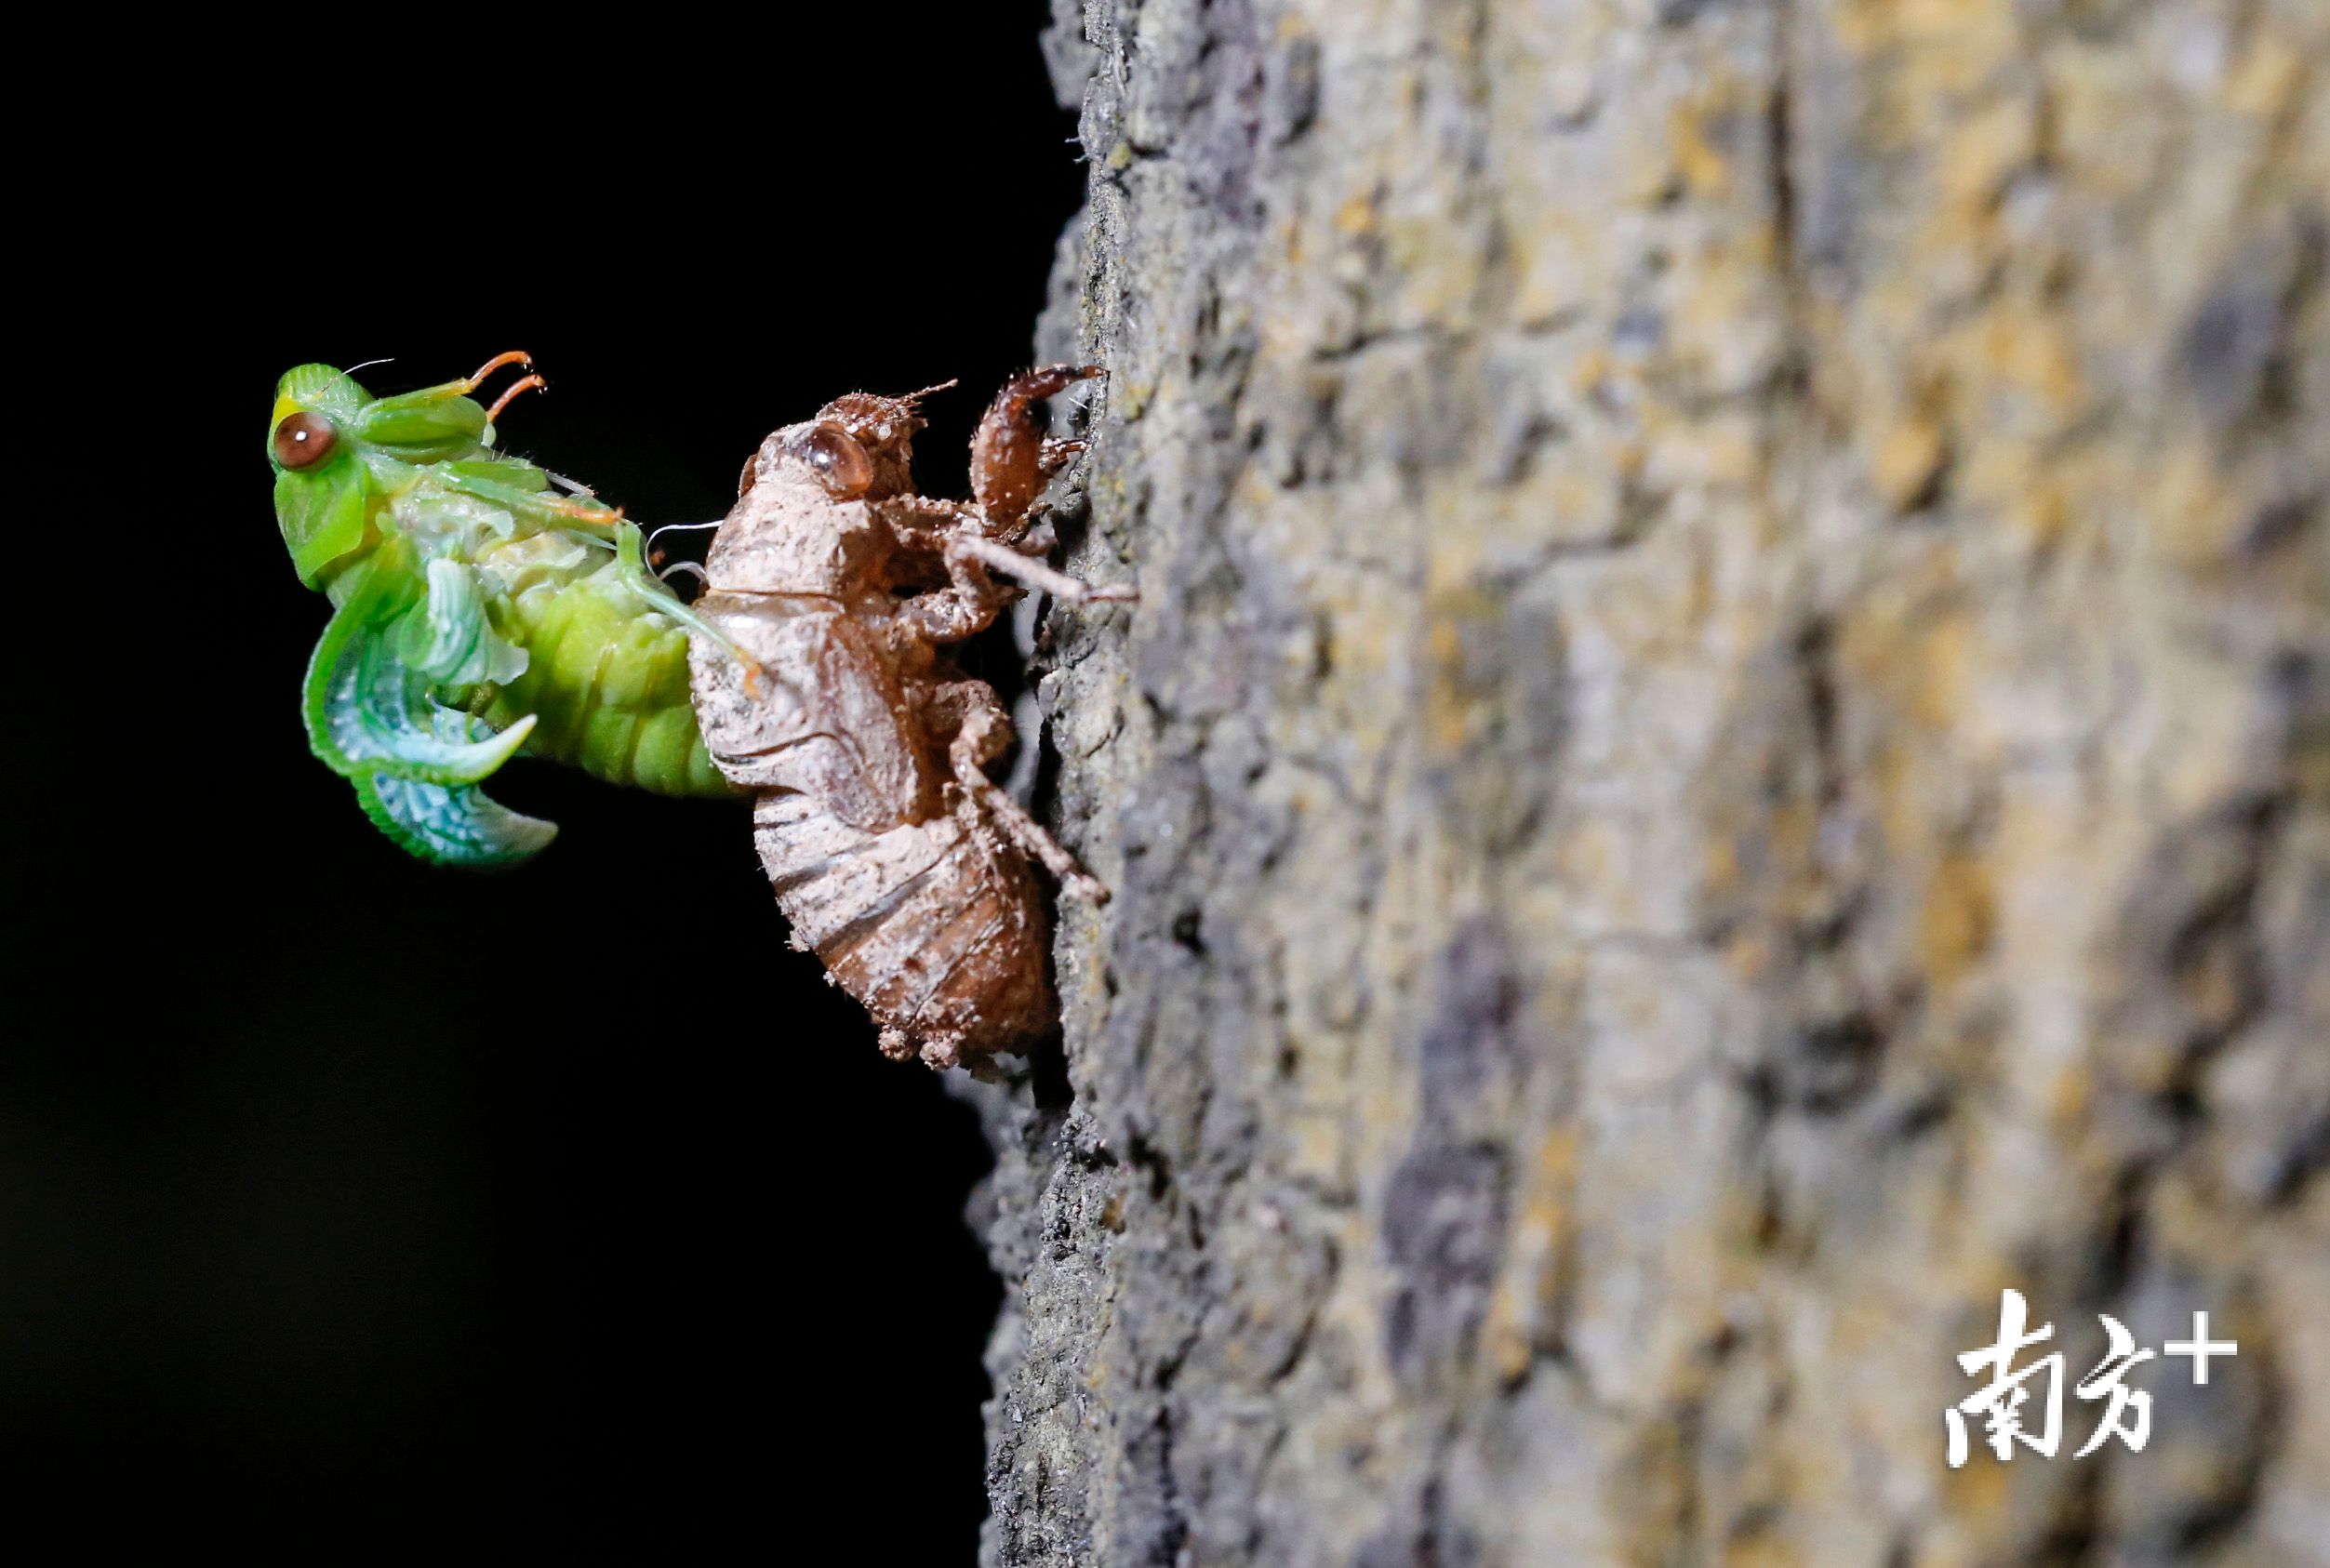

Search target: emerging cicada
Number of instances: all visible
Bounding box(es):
[266,353,749,865]
[265,355,1127,1066]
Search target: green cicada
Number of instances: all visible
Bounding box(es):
[267,352,747,867]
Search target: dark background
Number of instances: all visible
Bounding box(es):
[10,11,1082,1554]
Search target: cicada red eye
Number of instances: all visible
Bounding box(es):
[273,410,338,469]
[795,421,873,498]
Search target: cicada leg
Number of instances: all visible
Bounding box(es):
[969,364,1104,527]
[434,468,629,533]
[461,350,534,387]
[433,463,780,698]
[942,695,1106,902]
[484,374,546,421]
[944,533,1138,605]
[361,351,539,420]
[606,521,785,700]
[1035,436,1087,484]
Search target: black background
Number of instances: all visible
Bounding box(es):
[11,10,1082,1554]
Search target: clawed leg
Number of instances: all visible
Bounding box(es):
[1036,436,1087,484]
[970,365,1105,525]
[945,533,1138,605]
[947,700,1108,902]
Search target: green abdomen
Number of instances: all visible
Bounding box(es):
[485,567,737,799]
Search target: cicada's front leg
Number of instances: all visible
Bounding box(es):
[1034,436,1087,486]
[870,493,971,538]
[433,468,632,535]
[868,493,978,581]
[353,352,544,452]
[968,364,1105,531]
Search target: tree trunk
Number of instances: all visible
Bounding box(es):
[964,1,2327,1562]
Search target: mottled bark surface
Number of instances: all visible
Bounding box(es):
[962,1,2327,1562]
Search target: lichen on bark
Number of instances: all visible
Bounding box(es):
[963,1,2328,1563]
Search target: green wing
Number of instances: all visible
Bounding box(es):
[354,736,557,869]
[301,538,555,868]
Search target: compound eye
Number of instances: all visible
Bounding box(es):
[273,410,338,469]
[795,421,872,498]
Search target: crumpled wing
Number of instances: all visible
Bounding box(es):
[358,765,557,869]
[300,541,554,867]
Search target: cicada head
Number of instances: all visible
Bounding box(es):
[816,382,950,501]
[267,359,511,588]
[268,362,379,588]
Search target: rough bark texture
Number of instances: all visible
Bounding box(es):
[963,1,2327,1562]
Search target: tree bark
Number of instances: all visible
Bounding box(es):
[964,1,2327,1562]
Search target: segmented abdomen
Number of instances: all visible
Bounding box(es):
[486,569,736,798]
[752,791,1051,1065]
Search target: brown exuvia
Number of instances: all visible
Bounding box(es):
[686,366,1131,1070]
